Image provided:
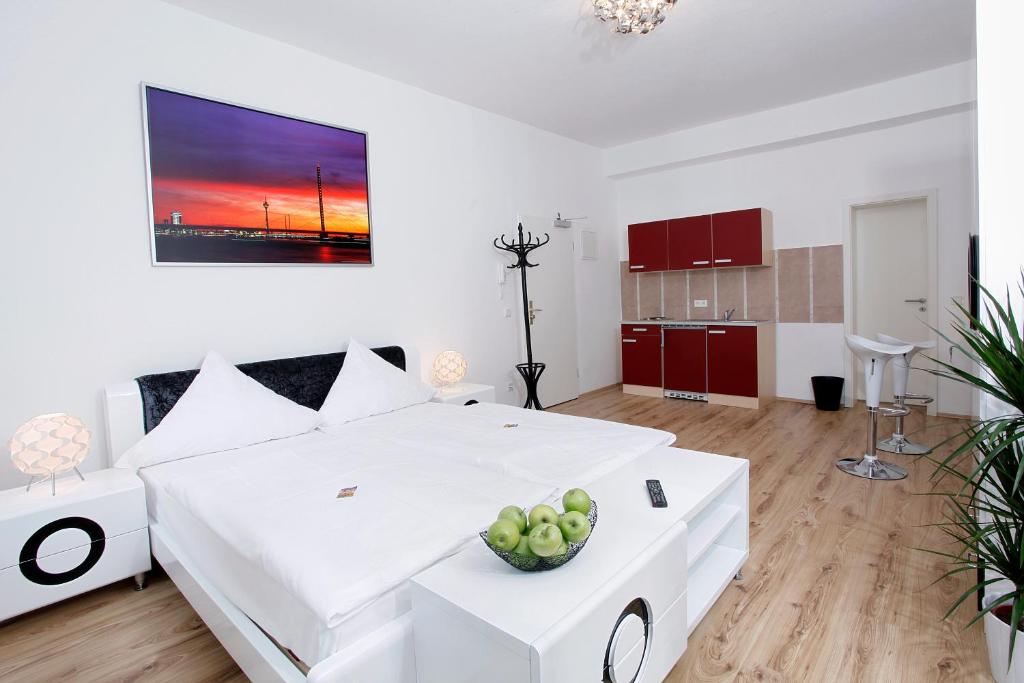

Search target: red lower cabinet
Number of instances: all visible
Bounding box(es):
[663,327,707,393]
[622,322,774,407]
[622,333,662,389]
[707,325,758,398]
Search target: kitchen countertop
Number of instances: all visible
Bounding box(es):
[621,319,773,326]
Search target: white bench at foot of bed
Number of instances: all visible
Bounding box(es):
[410,447,748,683]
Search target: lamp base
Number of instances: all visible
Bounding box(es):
[25,467,86,496]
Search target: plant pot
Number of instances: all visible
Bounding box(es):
[985,596,1024,683]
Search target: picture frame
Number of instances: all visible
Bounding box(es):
[140,83,373,266]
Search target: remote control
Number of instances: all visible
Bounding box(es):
[646,479,667,508]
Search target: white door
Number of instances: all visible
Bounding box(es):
[851,198,936,406]
[514,215,580,408]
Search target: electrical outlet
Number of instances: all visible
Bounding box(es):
[694,299,708,308]
[506,382,514,392]
[504,307,512,318]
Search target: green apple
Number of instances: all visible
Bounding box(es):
[562,488,592,516]
[558,510,591,543]
[527,523,564,557]
[512,536,539,568]
[513,536,536,557]
[554,540,568,556]
[527,504,559,530]
[487,519,520,551]
[498,506,528,533]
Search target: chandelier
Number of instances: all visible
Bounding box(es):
[593,0,677,35]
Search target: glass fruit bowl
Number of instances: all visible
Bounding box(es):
[479,501,598,572]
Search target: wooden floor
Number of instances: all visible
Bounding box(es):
[0,387,991,682]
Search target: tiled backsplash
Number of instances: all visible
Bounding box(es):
[620,245,843,323]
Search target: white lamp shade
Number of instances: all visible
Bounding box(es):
[9,413,90,476]
[432,351,468,387]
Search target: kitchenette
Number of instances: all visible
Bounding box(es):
[620,208,777,409]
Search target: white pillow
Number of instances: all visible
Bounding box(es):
[115,351,320,470]
[318,339,436,427]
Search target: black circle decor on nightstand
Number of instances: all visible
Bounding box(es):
[19,516,106,586]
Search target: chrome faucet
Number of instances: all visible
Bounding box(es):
[722,308,736,322]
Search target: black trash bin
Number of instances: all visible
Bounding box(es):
[811,376,844,411]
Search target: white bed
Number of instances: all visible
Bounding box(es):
[106,366,675,680]
[138,427,559,666]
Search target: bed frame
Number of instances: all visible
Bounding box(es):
[104,345,422,683]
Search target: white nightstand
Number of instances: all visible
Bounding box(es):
[431,383,496,406]
[0,468,151,621]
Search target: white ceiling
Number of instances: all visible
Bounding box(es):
[164,0,976,147]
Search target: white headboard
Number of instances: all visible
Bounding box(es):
[103,344,421,463]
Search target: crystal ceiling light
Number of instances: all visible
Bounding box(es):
[593,0,677,35]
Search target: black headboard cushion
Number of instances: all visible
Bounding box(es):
[135,346,406,433]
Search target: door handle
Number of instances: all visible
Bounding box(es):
[630,265,645,270]
[714,258,732,264]
[622,339,638,343]
[632,327,648,332]
[708,330,726,335]
[692,260,710,266]
[528,301,543,325]
[904,298,927,303]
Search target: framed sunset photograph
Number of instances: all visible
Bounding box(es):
[141,85,372,265]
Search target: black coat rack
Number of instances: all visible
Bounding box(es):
[494,223,550,410]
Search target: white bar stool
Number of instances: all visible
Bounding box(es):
[838,335,914,480]
[876,333,936,455]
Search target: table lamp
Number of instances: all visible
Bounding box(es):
[9,413,89,495]
[432,350,468,388]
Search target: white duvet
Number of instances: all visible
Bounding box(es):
[160,431,555,629]
[152,401,674,652]
[320,402,675,488]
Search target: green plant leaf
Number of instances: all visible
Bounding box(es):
[919,272,1024,666]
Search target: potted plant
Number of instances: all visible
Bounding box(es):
[925,276,1024,682]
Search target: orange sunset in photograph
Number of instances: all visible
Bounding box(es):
[144,86,372,264]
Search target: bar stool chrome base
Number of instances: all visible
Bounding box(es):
[836,454,908,480]
[877,434,931,455]
[838,403,908,481]
[876,393,933,456]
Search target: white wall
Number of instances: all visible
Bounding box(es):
[977,3,1024,421]
[612,109,977,414]
[0,0,621,489]
[605,61,976,178]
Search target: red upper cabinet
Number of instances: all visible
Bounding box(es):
[667,215,713,270]
[711,208,771,268]
[629,208,771,273]
[627,221,668,272]
[706,325,758,397]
